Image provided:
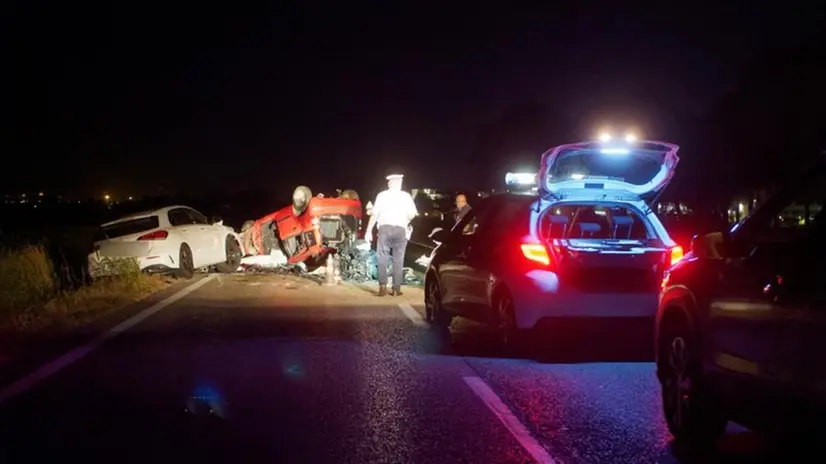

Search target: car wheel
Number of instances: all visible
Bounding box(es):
[340,189,359,200]
[658,310,727,447]
[292,185,312,216]
[426,276,451,330]
[176,243,195,279]
[497,288,526,356]
[216,236,242,273]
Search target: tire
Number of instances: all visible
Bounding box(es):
[216,236,242,273]
[340,189,359,200]
[176,243,195,279]
[425,276,452,330]
[292,185,312,216]
[657,310,727,448]
[496,287,526,356]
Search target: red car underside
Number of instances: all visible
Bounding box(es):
[241,197,363,264]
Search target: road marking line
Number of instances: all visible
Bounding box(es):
[0,275,216,405]
[397,303,428,327]
[463,376,557,464]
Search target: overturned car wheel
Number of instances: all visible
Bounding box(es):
[339,189,359,200]
[292,185,312,216]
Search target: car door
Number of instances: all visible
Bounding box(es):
[437,203,490,318]
[168,208,201,264]
[184,208,223,265]
[781,179,825,410]
[708,172,822,408]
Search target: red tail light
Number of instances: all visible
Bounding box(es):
[521,243,551,266]
[669,245,684,266]
[137,230,168,241]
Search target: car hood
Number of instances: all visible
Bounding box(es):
[538,140,680,203]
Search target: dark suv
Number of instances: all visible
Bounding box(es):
[656,162,825,445]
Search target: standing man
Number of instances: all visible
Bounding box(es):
[365,174,418,296]
[454,193,472,224]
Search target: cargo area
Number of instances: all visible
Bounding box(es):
[540,203,669,294]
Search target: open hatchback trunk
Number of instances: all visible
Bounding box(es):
[538,140,680,203]
[539,203,679,293]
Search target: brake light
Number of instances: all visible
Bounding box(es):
[669,245,684,266]
[137,230,168,241]
[521,243,551,266]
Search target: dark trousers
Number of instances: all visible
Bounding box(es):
[377,225,408,289]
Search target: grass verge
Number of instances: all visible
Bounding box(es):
[0,245,171,339]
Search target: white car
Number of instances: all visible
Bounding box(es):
[88,205,242,279]
[424,136,683,350]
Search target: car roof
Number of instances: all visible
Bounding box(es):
[100,205,194,227]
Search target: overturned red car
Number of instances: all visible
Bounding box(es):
[239,186,363,264]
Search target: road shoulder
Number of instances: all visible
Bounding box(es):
[0,275,211,389]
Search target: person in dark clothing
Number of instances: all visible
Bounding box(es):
[453,193,472,225]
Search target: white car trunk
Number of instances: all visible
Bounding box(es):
[96,235,156,258]
[93,215,162,259]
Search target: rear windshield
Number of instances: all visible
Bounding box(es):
[94,216,160,241]
[548,148,664,186]
[541,205,651,240]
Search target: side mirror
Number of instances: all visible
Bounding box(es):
[429,227,448,244]
[691,231,726,259]
[211,215,223,225]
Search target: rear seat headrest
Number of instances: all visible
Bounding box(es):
[578,222,601,233]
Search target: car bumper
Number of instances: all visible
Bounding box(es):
[88,253,178,278]
[505,269,659,330]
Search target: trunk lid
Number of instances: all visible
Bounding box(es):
[539,139,680,203]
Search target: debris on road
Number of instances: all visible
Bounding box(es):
[414,254,431,267]
[233,238,423,287]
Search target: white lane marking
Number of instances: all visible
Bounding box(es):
[463,376,557,464]
[397,303,428,327]
[0,275,216,405]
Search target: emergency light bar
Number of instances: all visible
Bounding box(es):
[505,172,537,185]
[597,130,638,155]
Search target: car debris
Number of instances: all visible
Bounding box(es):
[233,186,424,287]
[239,186,363,266]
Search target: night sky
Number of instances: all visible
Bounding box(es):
[9,3,826,200]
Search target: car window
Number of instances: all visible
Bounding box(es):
[451,200,489,237]
[168,209,192,226]
[477,198,528,243]
[186,209,209,224]
[95,216,160,241]
[735,170,824,250]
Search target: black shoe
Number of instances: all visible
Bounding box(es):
[391,288,403,296]
[378,285,387,297]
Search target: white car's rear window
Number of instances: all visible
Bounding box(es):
[95,216,160,241]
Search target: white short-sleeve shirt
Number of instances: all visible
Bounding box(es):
[372,189,418,228]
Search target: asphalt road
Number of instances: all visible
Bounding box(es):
[0,273,801,463]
